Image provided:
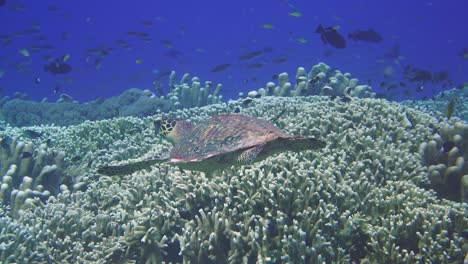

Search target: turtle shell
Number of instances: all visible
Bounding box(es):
[169,114,290,162]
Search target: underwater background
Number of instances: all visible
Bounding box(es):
[0,0,467,263]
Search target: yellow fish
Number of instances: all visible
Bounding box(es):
[289,11,302,17]
[446,99,455,120]
[262,24,275,29]
[62,54,71,62]
[296,37,308,44]
[18,49,30,57]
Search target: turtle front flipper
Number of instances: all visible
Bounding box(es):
[97,156,168,176]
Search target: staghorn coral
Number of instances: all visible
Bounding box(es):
[0,135,66,218]
[251,62,375,99]
[0,96,466,263]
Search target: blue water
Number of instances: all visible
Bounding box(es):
[0,0,467,102]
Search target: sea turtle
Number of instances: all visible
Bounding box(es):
[97,114,325,176]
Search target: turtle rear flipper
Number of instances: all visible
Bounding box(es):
[97,156,168,176]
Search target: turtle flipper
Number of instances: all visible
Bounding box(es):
[236,144,265,164]
[97,156,168,176]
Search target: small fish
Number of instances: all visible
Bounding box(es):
[261,24,275,29]
[272,74,279,80]
[247,63,263,69]
[348,29,383,43]
[442,141,456,153]
[34,77,41,84]
[71,155,82,162]
[272,55,288,64]
[62,54,71,62]
[296,37,308,44]
[289,11,302,17]
[233,107,240,113]
[211,63,231,72]
[135,59,144,64]
[18,49,30,57]
[23,129,43,138]
[242,98,253,105]
[54,85,60,94]
[22,151,33,159]
[446,99,455,120]
[239,50,263,61]
[386,84,398,90]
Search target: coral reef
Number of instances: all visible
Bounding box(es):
[0,96,466,263]
[419,121,468,202]
[402,86,468,121]
[165,71,223,109]
[0,135,66,218]
[0,72,223,127]
[248,62,375,99]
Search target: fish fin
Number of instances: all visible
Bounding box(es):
[315,24,324,33]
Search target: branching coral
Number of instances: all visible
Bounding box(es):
[251,62,375,99]
[0,96,466,263]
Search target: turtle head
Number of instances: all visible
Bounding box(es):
[154,117,177,141]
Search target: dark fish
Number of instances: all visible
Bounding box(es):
[432,71,449,83]
[44,61,72,75]
[262,46,273,53]
[315,24,346,49]
[340,96,352,103]
[272,74,279,80]
[161,40,174,48]
[142,20,154,27]
[233,107,240,113]
[164,49,183,59]
[35,77,41,84]
[399,81,406,87]
[239,50,263,61]
[386,84,398,90]
[54,85,60,94]
[23,129,42,138]
[22,151,33,159]
[242,98,253,105]
[155,70,172,80]
[404,66,432,83]
[71,155,82,162]
[458,47,468,59]
[446,99,455,120]
[0,0,5,7]
[348,29,383,43]
[272,55,288,64]
[247,63,263,69]
[211,63,231,72]
[442,141,456,153]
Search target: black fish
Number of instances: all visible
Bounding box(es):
[432,71,449,83]
[242,98,253,105]
[404,66,432,83]
[211,63,231,72]
[22,151,33,159]
[442,141,455,153]
[44,61,72,75]
[247,63,263,69]
[239,50,263,61]
[0,0,6,7]
[272,55,288,64]
[348,29,383,43]
[23,129,42,138]
[315,24,346,49]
